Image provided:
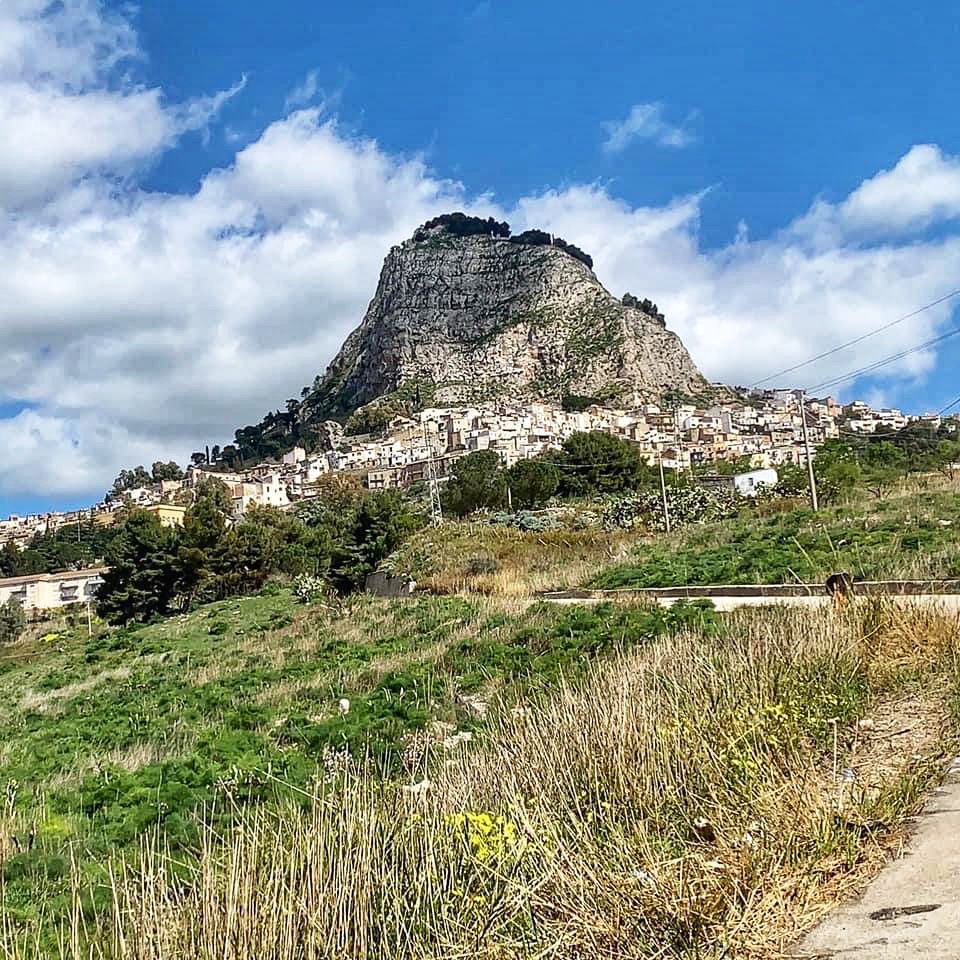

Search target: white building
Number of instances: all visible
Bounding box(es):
[0,567,106,613]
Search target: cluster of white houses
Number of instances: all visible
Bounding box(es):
[1,390,955,613]
[2,391,954,554]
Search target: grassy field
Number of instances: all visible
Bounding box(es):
[390,521,641,596]
[1,474,959,957]
[594,473,960,589]
[0,585,716,945]
[0,587,956,957]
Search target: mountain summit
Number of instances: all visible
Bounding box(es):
[303,213,706,422]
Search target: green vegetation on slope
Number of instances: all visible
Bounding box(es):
[0,586,712,937]
[594,477,960,588]
[4,597,958,958]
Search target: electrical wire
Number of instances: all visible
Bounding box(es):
[751,288,960,388]
[802,324,960,394]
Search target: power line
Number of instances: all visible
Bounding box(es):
[805,324,960,394]
[751,288,960,388]
[939,394,960,416]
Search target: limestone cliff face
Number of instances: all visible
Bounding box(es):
[305,228,706,417]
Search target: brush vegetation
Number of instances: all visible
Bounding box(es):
[0,596,956,958]
[596,473,960,589]
[1,471,959,956]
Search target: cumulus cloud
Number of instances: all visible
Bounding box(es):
[794,144,960,244]
[2,2,960,503]
[601,102,698,153]
[0,0,244,208]
[513,184,960,395]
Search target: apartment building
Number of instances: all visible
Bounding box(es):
[0,567,105,613]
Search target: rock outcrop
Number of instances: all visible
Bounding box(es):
[305,218,707,418]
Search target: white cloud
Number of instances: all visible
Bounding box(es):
[0,410,177,498]
[2,3,960,502]
[513,184,959,395]
[0,0,244,208]
[601,102,697,153]
[794,144,960,245]
[284,70,320,110]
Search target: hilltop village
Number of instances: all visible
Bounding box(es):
[0,389,948,548]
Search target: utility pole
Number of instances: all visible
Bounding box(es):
[799,391,820,512]
[673,400,685,485]
[422,423,443,527]
[658,452,672,533]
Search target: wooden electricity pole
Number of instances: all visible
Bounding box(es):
[658,452,672,533]
[799,391,820,512]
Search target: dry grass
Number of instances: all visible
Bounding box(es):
[394,522,640,597]
[43,733,200,791]
[12,603,955,960]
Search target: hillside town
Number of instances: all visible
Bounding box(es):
[1,389,952,551]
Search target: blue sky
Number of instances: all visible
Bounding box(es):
[1,0,959,517]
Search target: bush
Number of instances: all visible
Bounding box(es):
[293,573,329,603]
[413,213,510,241]
[442,452,507,518]
[509,230,594,269]
[603,486,740,532]
[506,459,560,509]
[0,598,26,644]
[551,432,654,497]
[561,395,604,413]
[329,491,425,594]
[551,237,593,269]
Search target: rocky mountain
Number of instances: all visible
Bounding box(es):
[302,214,706,425]
[221,215,708,464]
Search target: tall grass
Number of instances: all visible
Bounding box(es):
[391,523,638,597]
[12,603,955,959]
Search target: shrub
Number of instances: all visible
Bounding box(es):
[413,213,511,241]
[551,237,593,269]
[293,573,329,603]
[506,459,560,509]
[508,230,594,269]
[561,394,604,412]
[442,452,507,518]
[0,598,26,644]
[551,432,653,497]
[604,486,740,532]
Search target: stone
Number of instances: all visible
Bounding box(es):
[303,224,707,418]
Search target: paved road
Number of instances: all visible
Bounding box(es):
[544,594,960,613]
[792,759,960,958]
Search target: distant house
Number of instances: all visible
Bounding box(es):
[144,504,187,528]
[0,567,106,613]
[700,468,779,498]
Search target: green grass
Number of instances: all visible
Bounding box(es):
[593,482,960,589]
[20,600,959,959]
[3,476,960,954]
[0,587,712,934]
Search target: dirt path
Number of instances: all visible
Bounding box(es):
[792,759,960,958]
